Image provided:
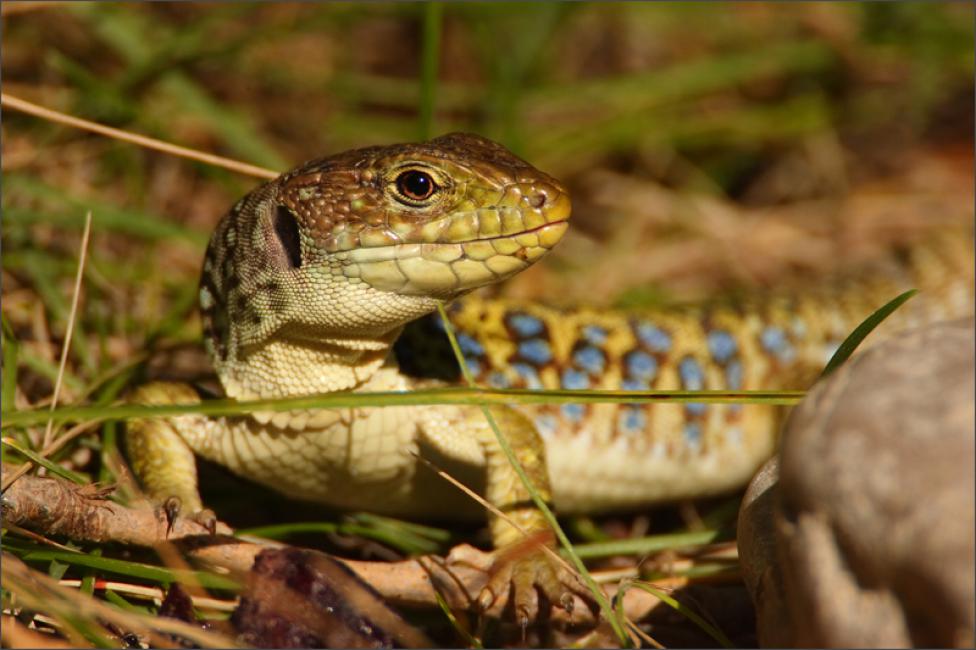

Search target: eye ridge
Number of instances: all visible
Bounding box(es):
[395,169,437,203]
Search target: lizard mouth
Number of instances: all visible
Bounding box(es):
[342,220,569,296]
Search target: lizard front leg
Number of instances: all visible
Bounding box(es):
[421,404,589,624]
[125,382,213,526]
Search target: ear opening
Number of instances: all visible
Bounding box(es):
[272,205,302,269]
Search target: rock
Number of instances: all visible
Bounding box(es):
[737,457,795,647]
[232,548,432,648]
[738,317,975,647]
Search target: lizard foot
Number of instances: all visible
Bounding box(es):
[161,496,219,537]
[475,531,595,626]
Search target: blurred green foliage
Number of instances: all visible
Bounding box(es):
[1,5,971,645]
[3,0,971,407]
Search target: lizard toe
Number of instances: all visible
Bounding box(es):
[478,542,588,624]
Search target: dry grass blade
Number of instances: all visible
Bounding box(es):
[41,211,92,451]
[1,614,77,649]
[627,619,665,649]
[56,580,239,612]
[411,452,575,576]
[2,522,78,552]
[0,1,68,16]
[1,93,278,180]
[435,304,628,642]
[3,554,241,648]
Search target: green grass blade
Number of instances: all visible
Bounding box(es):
[820,289,918,378]
[436,305,632,647]
[623,580,735,649]
[48,558,71,581]
[4,175,207,244]
[1,316,20,414]
[8,544,239,591]
[349,512,452,543]
[641,561,740,582]
[236,518,444,555]
[103,588,152,615]
[16,352,86,397]
[568,529,727,560]
[235,522,341,539]
[418,2,443,140]
[433,588,483,649]
[0,387,803,430]
[2,438,88,484]
[81,548,102,596]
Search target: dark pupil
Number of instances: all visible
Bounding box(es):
[398,171,433,200]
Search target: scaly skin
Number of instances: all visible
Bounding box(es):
[127,133,581,622]
[127,133,975,621]
[424,226,974,514]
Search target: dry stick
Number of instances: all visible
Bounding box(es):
[2,471,664,627]
[1,93,278,180]
[41,211,92,450]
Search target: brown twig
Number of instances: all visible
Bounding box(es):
[2,470,663,627]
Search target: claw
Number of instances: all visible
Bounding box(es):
[478,537,596,625]
[512,562,538,624]
[161,497,221,537]
[477,585,499,613]
[560,591,575,614]
[194,508,218,536]
[163,496,182,537]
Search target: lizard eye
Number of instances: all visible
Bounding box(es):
[395,170,437,203]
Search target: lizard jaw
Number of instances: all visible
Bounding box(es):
[340,219,569,297]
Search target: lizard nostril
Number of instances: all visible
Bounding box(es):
[529,189,549,209]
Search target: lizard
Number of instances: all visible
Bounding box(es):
[126,132,975,622]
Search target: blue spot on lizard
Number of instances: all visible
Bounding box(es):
[507,312,544,338]
[707,330,737,364]
[725,359,743,390]
[573,346,606,375]
[518,339,552,365]
[488,371,510,389]
[581,325,608,346]
[625,350,658,381]
[456,332,485,357]
[760,325,796,362]
[561,368,590,390]
[512,362,543,389]
[617,406,647,433]
[561,403,585,422]
[685,402,707,416]
[635,322,672,353]
[679,356,705,390]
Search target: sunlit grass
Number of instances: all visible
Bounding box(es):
[1,2,970,647]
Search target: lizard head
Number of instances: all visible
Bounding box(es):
[275,132,570,298]
[200,133,569,368]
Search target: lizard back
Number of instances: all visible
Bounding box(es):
[398,226,974,512]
